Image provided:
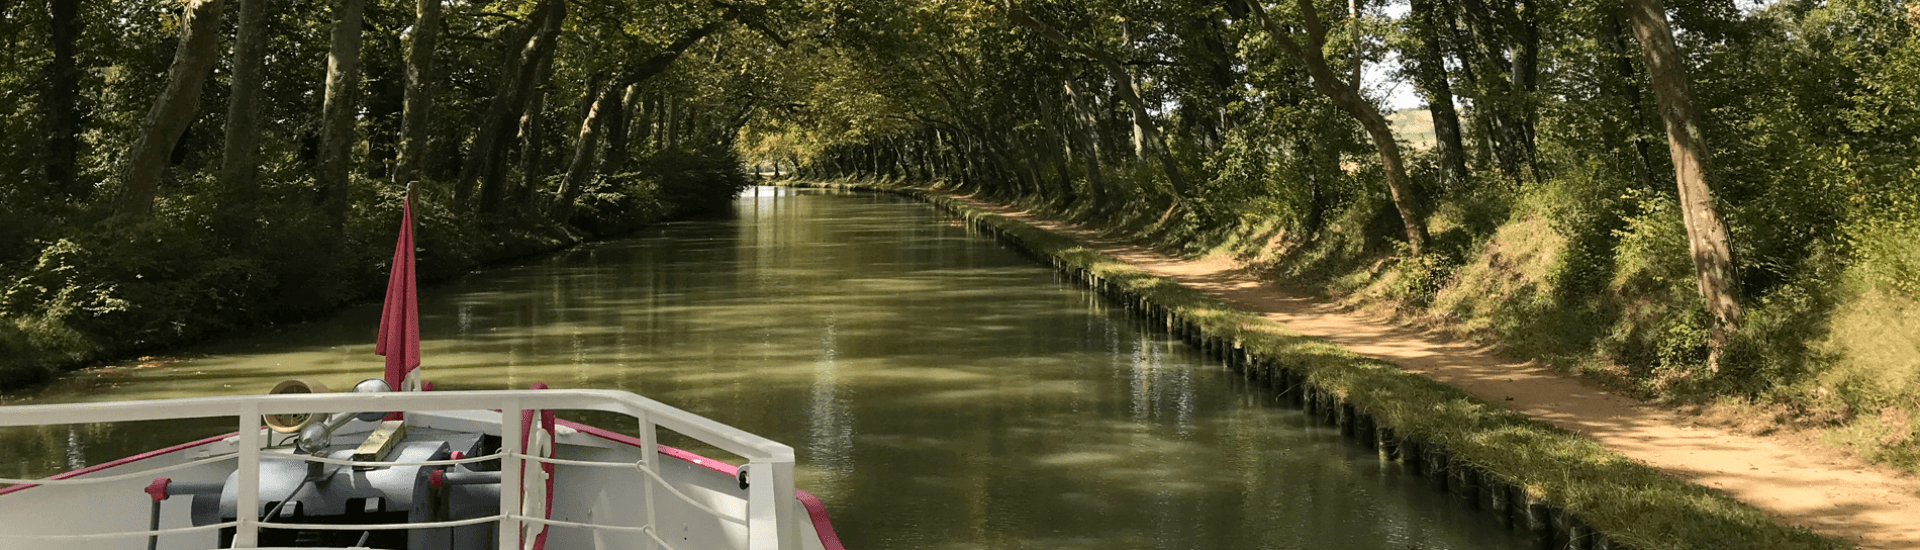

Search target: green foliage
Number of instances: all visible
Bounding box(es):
[1849,217,1920,302]
[1600,195,1714,389]
[0,0,780,389]
[1848,36,1920,147]
[1,219,272,349]
[0,214,276,386]
[634,145,753,217]
[569,171,665,237]
[573,145,750,234]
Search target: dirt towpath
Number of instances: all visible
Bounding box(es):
[954,194,1920,550]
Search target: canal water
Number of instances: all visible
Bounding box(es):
[1,187,1525,549]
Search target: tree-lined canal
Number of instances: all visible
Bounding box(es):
[2,188,1524,549]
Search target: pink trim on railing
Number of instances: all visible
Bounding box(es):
[556,419,848,550]
[0,431,239,497]
[657,444,738,476]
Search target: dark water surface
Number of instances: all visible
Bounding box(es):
[2,188,1525,549]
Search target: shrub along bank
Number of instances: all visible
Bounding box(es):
[0,147,749,392]
[787,179,1845,550]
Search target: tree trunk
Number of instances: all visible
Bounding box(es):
[1035,85,1076,204]
[507,56,558,209]
[364,54,405,180]
[1064,79,1107,208]
[1292,134,1336,234]
[603,84,635,174]
[651,96,668,151]
[1438,0,1490,175]
[546,20,720,215]
[1192,18,1239,152]
[685,104,702,144]
[1105,60,1188,196]
[918,131,934,180]
[1247,0,1429,255]
[316,0,369,232]
[962,134,979,190]
[455,14,538,204]
[393,0,442,187]
[1408,0,1469,186]
[1005,7,1190,197]
[476,0,563,214]
[114,0,224,219]
[218,0,271,222]
[1625,0,1742,370]
[1605,7,1658,192]
[665,98,680,149]
[1513,0,1542,174]
[612,21,723,101]
[925,130,940,180]
[1347,0,1363,83]
[1130,110,1146,159]
[1449,0,1541,182]
[888,137,904,180]
[42,0,83,200]
[635,94,657,153]
[553,81,614,222]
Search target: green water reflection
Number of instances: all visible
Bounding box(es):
[1,188,1525,549]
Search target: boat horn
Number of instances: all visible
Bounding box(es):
[263,378,393,453]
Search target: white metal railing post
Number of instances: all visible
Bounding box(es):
[498,396,522,550]
[235,403,262,547]
[775,459,799,550]
[638,414,659,550]
[744,457,797,550]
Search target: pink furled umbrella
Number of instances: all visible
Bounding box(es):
[376,194,421,392]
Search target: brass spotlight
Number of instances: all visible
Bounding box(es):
[263,379,329,433]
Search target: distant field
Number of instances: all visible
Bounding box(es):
[1389,108,1436,152]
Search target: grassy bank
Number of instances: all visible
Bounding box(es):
[785,179,1847,550]
[0,148,749,393]
[805,142,1920,476]
[1271,183,1920,475]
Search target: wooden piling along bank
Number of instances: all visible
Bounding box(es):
[774,181,1849,550]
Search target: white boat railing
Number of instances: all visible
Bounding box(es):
[0,389,801,550]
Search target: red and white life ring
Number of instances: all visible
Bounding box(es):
[520,383,557,550]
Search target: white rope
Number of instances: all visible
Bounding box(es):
[0,521,238,540]
[507,452,744,525]
[259,514,505,531]
[0,449,508,488]
[281,451,506,468]
[630,458,743,524]
[511,515,652,534]
[509,452,643,468]
[0,454,238,486]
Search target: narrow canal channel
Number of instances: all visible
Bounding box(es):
[2,187,1526,549]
